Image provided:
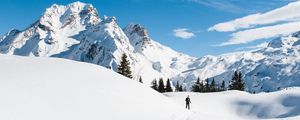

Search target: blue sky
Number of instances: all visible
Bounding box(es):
[0,0,296,57]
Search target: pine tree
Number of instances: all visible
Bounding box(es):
[205,78,210,92]
[175,81,180,92]
[192,77,201,92]
[229,71,237,90]
[117,54,132,78]
[210,78,216,92]
[220,80,226,91]
[178,85,184,92]
[165,78,173,92]
[238,72,245,91]
[158,78,165,93]
[139,77,143,83]
[229,71,245,91]
[237,72,245,91]
[151,79,158,91]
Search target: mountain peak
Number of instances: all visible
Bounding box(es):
[124,23,152,51]
[268,31,300,48]
[124,23,149,38]
[47,1,92,13]
[40,1,100,29]
[68,1,88,8]
[66,1,96,14]
[102,16,116,23]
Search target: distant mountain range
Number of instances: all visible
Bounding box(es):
[1,1,300,92]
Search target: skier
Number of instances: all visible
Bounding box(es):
[185,95,191,110]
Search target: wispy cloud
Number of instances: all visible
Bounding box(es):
[209,0,300,46]
[218,21,300,46]
[182,0,295,14]
[235,42,269,51]
[173,28,195,39]
[209,1,300,32]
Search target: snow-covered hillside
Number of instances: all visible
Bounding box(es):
[2,1,300,92]
[166,89,300,120]
[1,54,300,120]
[0,54,189,120]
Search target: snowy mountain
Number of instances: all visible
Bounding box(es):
[1,1,300,92]
[0,2,100,56]
[0,1,195,85]
[179,31,300,93]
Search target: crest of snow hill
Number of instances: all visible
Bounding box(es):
[1,1,300,92]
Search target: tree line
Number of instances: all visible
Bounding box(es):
[150,78,174,93]
[191,78,225,92]
[117,53,245,93]
[191,71,245,92]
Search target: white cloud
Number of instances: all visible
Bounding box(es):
[209,1,300,32]
[173,28,195,39]
[235,42,269,51]
[217,21,300,46]
[184,0,299,14]
[207,1,300,46]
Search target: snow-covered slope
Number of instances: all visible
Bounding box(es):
[2,54,300,120]
[166,88,300,120]
[0,54,189,120]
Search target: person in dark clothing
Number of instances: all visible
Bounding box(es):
[185,96,191,110]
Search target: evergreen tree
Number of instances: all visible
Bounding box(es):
[158,78,165,93]
[178,85,184,92]
[175,81,180,92]
[220,80,226,91]
[165,78,173,92]
[117,54,132,78]
[238,72,245,91]
[151,79,158,91]
[229,71,245,91]
[192,77,201,92]
[139,77,143,83]
[210,78,216,92]
[205,78,210,92]
[228,71,237,90]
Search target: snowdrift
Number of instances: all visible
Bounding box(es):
[165,89,300,120]
[0,55,188,120]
